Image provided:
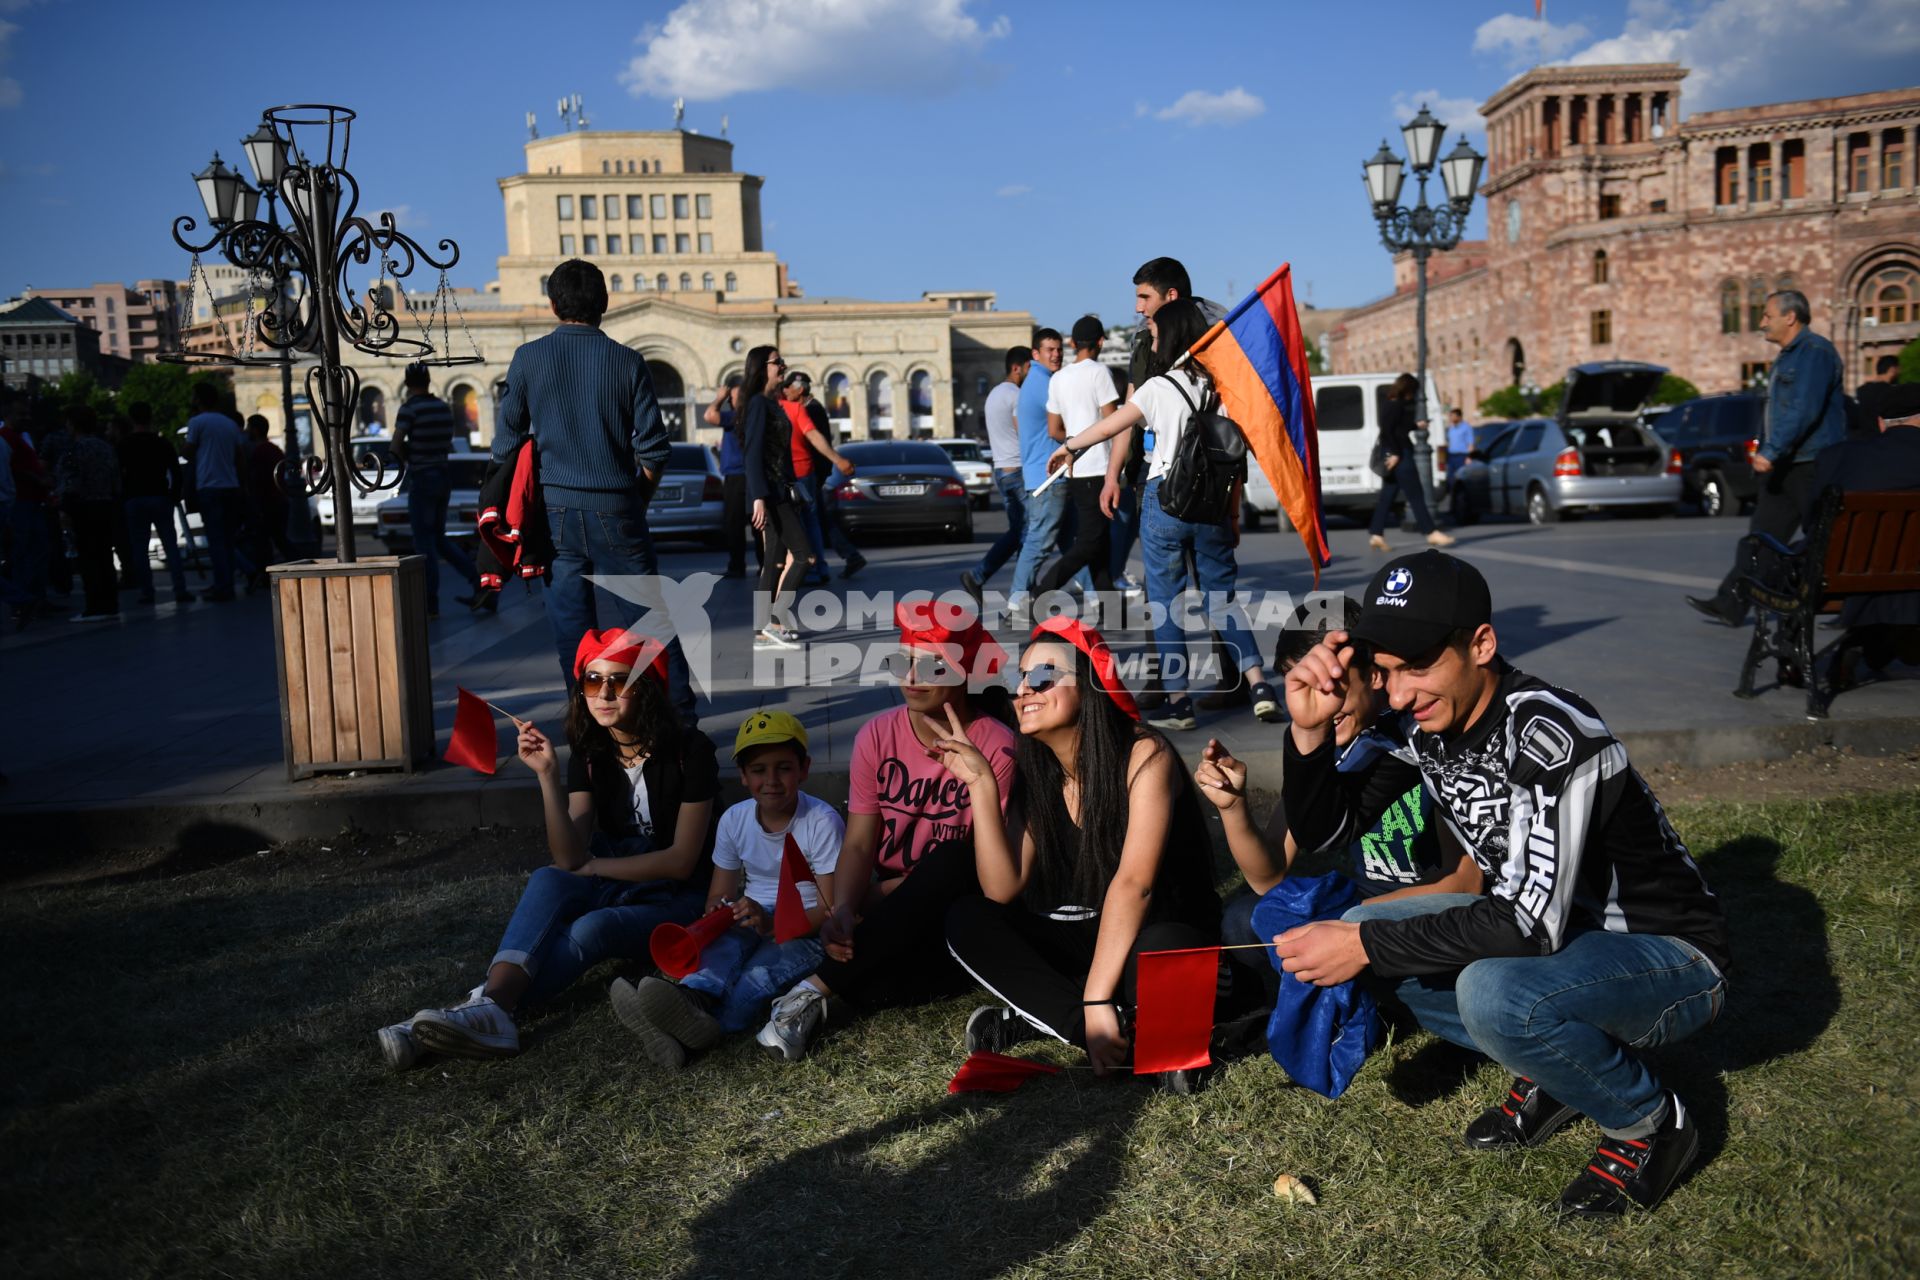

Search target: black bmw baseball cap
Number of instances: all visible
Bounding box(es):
[1350,550,1492,659]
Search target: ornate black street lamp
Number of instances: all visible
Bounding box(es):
[1364,107,1484,512]
[167,104,477,562]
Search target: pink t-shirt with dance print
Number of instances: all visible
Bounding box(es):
[849,705,1017,880]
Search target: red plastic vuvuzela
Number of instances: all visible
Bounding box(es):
[649,904,736,978]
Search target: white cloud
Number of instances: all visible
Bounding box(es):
[1390,90,1485,137]
[0,20,20,108]
[376,204,426,229]
[1153,87,1265,127]
[1557,0,1920,111]
[622,0,1010,101]
[1474,11,1591,62]
[995,183,1030,198]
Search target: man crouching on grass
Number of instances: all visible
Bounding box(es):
[1274,550,1729,1218]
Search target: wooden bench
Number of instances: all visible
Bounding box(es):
[1733,487,1920,718]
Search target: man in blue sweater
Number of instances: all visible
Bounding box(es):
[493,258,695,722]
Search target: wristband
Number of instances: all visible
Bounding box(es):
[1080,997,1117,1006]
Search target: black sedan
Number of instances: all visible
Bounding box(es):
[825,441,973,543]
[1656,392,1765,517]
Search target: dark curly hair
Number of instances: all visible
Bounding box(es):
[564,664,676,765]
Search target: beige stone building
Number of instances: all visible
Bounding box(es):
[1328,64,1920,407]
[230,129,1033,450]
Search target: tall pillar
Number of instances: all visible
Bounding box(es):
[1869,129,1884,196]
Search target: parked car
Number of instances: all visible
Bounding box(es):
[316,435,401,539]
[931,437,996,509]
[1451,362,1683,525]
[825,440,971,542]
[646,443,726,545]
[1655,392,1764,517]
[375,452,492,554]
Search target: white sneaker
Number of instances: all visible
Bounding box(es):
[756,982,827,1063]
[377,1021,423,1071]
[754,626,801,650]
[410,989,519,1060]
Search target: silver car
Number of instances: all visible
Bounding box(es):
[1452,362,1682,525]
[646,442,726,546]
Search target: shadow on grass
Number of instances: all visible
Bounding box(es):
[680,1086,1147,1280]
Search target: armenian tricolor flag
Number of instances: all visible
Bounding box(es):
[1186,263,1331,579]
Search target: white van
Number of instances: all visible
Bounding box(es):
[1241,371,1445,530]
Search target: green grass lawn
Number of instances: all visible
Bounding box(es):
[3,790,1917,1279]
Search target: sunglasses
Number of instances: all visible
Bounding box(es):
[580,670,640,699]
[883,650,956,684]
[1015,662,1073,694]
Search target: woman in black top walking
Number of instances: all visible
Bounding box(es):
[1368,373,1454,551]
[740,345,818,648]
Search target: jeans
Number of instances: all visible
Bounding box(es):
[1037,476,1115,596]
[70,499,120,617]
[1108,482,1139,581]
[755,497,816,609]
[798,471,858,563]
[126,497,189,598]
[1369,457,1437,537]
[7,498,48,603]
[406,464,478,609]
[545,500,697,725]
[721,471,756,573]
[491,857,706,1008]
[1009,480,1067,603]
[681,927,825,1033]
[974,470,1026,583]
[1344,893,1726,1137]
[1139,478,1261,696]
[198,488,255,595]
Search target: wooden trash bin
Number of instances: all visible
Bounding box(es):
[268,556,433,780]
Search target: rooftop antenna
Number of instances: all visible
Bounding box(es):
[525,110,539,140]
[572,93,587,130]
[673,96,686,130]
[721,114,729,138]
[557,96,569,130]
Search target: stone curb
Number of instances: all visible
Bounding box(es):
[5,715,1918,856]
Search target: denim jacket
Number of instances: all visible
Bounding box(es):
[1763,329,1846,465]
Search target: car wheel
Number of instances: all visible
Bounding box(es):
[1698,470,1730,518]
[947,517,973,544]
[1526,485,1559,526]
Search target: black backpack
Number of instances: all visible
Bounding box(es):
[1157,373,1247,525]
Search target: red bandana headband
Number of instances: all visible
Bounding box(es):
[1030,616,1139,720]
[572,628,670,688]
[895,598,998,677]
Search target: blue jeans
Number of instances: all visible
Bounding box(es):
[125,496,189,598]
[1344,893,1726,1138]
[7,498,48,603]
[198,488,255,595]
[974,470,1027,583]
[1139,477,1261,696]
[544,501,697,725]
[1108,482,1139,581]
[1369,456,1436,537]
[681,926,825,1033]
[491,856,706,1008]
[1009,479,1067,603]
[407,464,478,608]
[798,471,858,564]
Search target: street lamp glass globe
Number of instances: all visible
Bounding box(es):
[1401,105,1445,172]
[193,152,243,225]
[1441,137,1485,205]
[235,176,261,224]
[241,120,288,191]
[1363,140,1405,209]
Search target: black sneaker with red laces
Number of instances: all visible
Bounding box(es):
[1558,1093,1700,1218]
[1464,1075,1579,1150]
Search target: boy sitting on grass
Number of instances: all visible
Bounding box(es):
[1197,595,1483,1006]
[610,711,842,1070]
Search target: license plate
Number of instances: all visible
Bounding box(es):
[877,484,925,497]
[654,486,683,503]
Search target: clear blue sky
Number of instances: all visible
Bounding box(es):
[1,0,1914,328]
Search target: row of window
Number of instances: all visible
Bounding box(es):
[557,193,711,221]
[1714,130,1909,205]
[1719,274,1800,333]
[559,232,716,256]
[603,159,664,174]
[536,272,739,296]
[0,331,76,346]
[6,357,78,376]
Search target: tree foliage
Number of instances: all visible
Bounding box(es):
[1899,336,1920,385]
[1651,373,1702,406]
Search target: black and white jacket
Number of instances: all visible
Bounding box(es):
[1282,663,1729,980]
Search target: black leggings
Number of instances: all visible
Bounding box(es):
[1037,476,1114,595]
[813,838,980,1011]
[756,498,817,608]
[945,895,1214,1049]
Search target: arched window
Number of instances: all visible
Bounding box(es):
[656,273,669,292]
[1747,275,1767,332]
[724,272,738,293]
[539,274,550,298]
[1592,249,1609,284]
[678,272,692,291]
[1865,264,1917,325]
[908,370,935,432]
[702,272,715,291]
[448,384,480,441]
[635,275,649,291]
[1719,280,1741,334]
[610,275,624,292]
[824,372,851,420]
[866,371,894,437]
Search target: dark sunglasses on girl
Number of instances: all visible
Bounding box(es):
[580,670,640,698]
[1015,662,1072,694]
[884,650,956,684]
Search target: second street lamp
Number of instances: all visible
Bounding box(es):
[1363,108,1485,517]
[239,115,315,551]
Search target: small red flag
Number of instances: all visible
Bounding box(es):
[773,832,816,942]
[1133,946,1221,1074]
[947,1051,1062,1095]
[443,687,499,774]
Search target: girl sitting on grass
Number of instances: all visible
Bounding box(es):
[378,630,718,1068]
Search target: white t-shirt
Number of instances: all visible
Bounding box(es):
[984,381,1021,471]
[1046,357,1121,478]
[622,762,655,841]
[712,791,844,913]
[1133,370,1214,483]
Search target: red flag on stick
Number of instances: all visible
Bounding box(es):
[774,832,816,942]
[444,688,500,774]
[947,1051,1062,1095]
[1133,946,1221,1074]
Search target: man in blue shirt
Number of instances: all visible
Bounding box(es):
[184,381,255,601]
[1005,328,1065,616]
[494,258,694,722]
[1687,288,1847,626]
